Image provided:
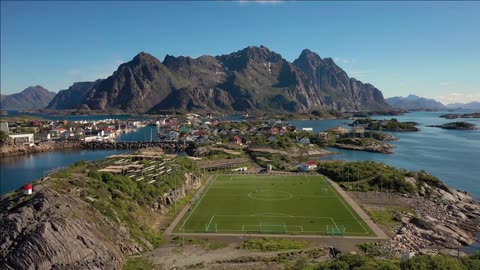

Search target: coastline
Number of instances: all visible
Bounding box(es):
[0,141,187,157]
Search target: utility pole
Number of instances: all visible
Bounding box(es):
[174,168,176,216]
[380,175,383,223]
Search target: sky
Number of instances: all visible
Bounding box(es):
[1,1,479,104]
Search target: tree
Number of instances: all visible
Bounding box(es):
[0,131,9,142]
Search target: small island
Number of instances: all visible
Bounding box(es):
[334,137,396,154]
[428,121,477,130]
[322,126,397,154]
[350,118,420,132]
[439,112,480,119]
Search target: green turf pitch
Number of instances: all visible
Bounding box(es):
[176,175,375,236]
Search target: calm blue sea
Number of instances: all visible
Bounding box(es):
[294,111,480,199]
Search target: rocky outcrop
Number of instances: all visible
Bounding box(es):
[333,141,395,154]
[0,141,80,157]
[382,184,480,255]
[153,173,201,215]
[427,122,477,130]
[439,113,480,119]
[0,169,202,269]
[0,184,141,270]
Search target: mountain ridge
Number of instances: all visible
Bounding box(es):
[386,94,447,110]
[0,86,56,110]
[46,46,392,113]
[447,101,480,110]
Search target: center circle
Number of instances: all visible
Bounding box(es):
[248,190,293,201]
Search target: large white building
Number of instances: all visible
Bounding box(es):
[0,122,9,134]
[9,133,34,144]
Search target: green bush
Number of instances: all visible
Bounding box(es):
[242,238,308,251]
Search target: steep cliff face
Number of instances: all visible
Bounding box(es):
[0,186,140,270]
[293,49,390,111]
[83,52,185,112]
[1,86,56,110]
[48,46,391,113]
[46,80,103,110]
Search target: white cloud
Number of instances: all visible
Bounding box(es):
[435,92,480,105]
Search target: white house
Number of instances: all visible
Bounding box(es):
[9,133,34,144]
[298,161,318,172]
[297,137,311,144]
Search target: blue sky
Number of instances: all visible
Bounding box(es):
[1,1,479,104]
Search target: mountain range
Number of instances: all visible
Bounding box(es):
[4,46,393,113]
[0,86,56,110]
[386,94,447,110]
[44,46,390,113]
[446,102,480,110]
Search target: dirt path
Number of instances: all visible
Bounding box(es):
[164,175,214,235]
[326,178,389,239]
[146,244,330,270]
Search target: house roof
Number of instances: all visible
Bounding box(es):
[305,161,318,166]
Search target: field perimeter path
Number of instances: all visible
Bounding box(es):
[326,178,388,239]
[164,175,215,235]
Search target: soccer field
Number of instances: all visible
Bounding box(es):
[176,174,375,236]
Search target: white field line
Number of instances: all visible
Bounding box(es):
[330,217,340,233]
[303,175,311,183]
[206,215,215,232]
[319,176,369,234]
[179,175,218,230]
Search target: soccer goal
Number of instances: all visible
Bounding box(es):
[326,225,346,236]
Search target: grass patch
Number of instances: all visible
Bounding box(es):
[242,238,309,251]
[122,256,152,270]
[171,236,228,250]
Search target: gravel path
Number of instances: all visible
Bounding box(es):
[327,178,388,239]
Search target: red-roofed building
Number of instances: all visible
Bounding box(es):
[299,161,318,172]
[230,135,242,145]
[25,184,33,195]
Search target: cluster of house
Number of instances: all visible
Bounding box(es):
[156,116,316,146]
[317,125,366,142]
[0,119,143,144]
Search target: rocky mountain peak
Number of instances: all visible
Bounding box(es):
[0,85,56,110]
[126,52,161,67]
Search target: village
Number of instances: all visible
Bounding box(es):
[0,113,403,170]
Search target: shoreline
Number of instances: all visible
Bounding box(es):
[0,141,187,157]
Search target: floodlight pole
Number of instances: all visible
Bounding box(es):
[174,169,176,216]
